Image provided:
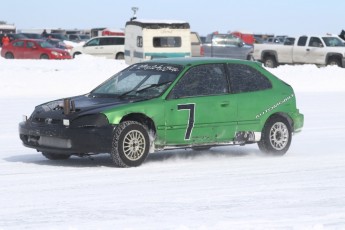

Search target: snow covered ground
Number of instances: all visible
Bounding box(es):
[1,55,345,230]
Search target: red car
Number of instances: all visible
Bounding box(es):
[1,39,71,59]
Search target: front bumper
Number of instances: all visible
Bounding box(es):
[290,110,304,133]
[19,121,115,154]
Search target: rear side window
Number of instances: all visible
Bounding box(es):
[13,41,24,47]
[153,37,181,47]
[100,37,125,46]
[227,64,272,93]
[297,36,307,46]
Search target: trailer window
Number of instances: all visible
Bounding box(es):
[153,37,181,47]
[137,36,143,47]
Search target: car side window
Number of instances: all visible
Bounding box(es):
[115,37,125,45]
[86,38,100,46]
[309,37,323,47]
[169,64,228,99]
[227,64,272,94]
[26,41,35,48]
[13,41,24,47]
[297,36,307,46]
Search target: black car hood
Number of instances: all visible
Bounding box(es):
[31,94,142,120]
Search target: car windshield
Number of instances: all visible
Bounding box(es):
[322,37,345,47]
[90,63,183,99]
[37,41,55,48]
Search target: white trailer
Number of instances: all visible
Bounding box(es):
[124,19,191,65]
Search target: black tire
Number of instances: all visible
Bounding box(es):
[42,152,71,160]
[40,54,49,59]
[327,57,341,67]
[5,52,14,59]
[73,52,81,58]
[111,121,150,167]
[258,116,292,155]
[116,53,124,60]
[263,56,277,68]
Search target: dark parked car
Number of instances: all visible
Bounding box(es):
[19,58,303,167]
[1,39,71,59]
[19,33,44,39]
[45,38,73,53]
[68,34,90,43]
[42,33,69,41]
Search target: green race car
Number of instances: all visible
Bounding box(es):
[19,58,304,167]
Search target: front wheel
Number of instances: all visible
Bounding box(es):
[116,53,124,60]
[40,54,49,59]
[258,116,292,155]
[111,121,150,167]
[327,57,341,67]
[42,152,71,160]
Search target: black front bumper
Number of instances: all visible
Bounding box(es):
[19,121,115,154]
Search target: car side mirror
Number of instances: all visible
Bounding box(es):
[238,42,244,47]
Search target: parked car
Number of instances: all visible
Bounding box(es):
[19,58,304,167]
[1,39,71,59]
[71,35,125,59]
[202,33,253,60]
[45,38,73,54]
[42,33,69,41]
[68,34,90,43]
[19,33,43,39]
[253,35,345,68]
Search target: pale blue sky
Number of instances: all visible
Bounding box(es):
[1,0,344,36]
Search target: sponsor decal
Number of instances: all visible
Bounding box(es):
[256,94,294,119]
[129,63,181,72]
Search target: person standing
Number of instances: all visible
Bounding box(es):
[1,34,10,46]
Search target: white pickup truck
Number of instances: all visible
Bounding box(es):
[253,35,345,68]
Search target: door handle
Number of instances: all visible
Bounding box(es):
[306,48,310,51]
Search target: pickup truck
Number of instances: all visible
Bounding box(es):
[253,35,345,68]
[202,33,253,60]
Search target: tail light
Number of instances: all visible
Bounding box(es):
[200,46,204,56]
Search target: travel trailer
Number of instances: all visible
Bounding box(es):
[124,19,191,65]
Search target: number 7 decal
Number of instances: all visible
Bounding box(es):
[177,103,195,140]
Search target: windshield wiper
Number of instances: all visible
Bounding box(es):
[136,81,173,93]
[118,81,172,98]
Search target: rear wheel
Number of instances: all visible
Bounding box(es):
[263,56,277,68]
[40,54,49,59]
[5,52,14,59]
[42,152,71,160]
[258,116,292,155]
[73,52,82,58]
[111,121,150,167]
[116,53,124,60]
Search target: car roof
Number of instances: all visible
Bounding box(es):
[143,57,256,66]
